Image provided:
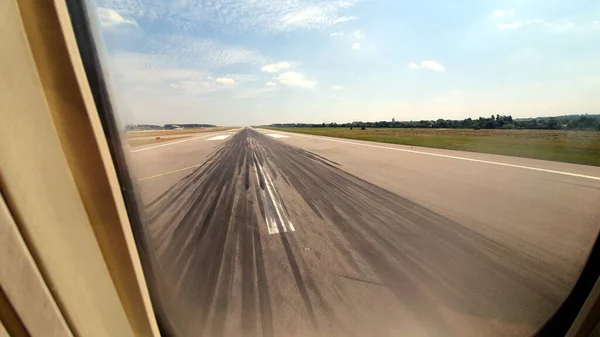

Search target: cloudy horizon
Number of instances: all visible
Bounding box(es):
[95,0,600,126]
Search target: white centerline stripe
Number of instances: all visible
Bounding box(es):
[262,168,295,233]
[253,152,295,234]
[252,157,279,234]
[131,129,237,153]
[264,130,600,182]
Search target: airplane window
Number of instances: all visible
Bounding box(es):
[71,0,600,336]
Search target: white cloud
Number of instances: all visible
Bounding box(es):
[265,81,277,87]
[524,19,545,25]
[273,72,316,88]
[421,60,445,72]
[278,4,357,30]
[497,21,523,30]
[261,62,291,73]
[354,30,366,40]
[330,31,344,36]
[492,9,514,18]
[585,76,600,84]
[97,7,137,27]
[497,19,546,30]
[332,85,342,90]
[148,35,268,69]
[409,60,445,72]
[113,0,360,33]
[549,22,575,31]
[104,52,261,124]
[492,9,503,17]
[352,42,361,49]
[333,16,357,24]
[215,77,235,84]
[366,44,375,50]
[234,87,278,99]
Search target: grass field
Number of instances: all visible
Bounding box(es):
[128,135,190,147]
[267,127,600,166]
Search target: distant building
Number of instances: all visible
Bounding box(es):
[164,124,183,130]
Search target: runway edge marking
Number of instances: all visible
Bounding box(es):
[207,135,231,141]
[137,163,205,181]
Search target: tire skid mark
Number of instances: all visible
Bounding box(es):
[240,195,258,337]
[250,128,566,334]
[253,221,275,337]
[145,129,294,337]
[142,128,568,337]
[209,191,241,337]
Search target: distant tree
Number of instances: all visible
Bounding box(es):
[269,113,598,131]
[548,117,559,130]
[484,118,496,129]
[461,118,474,129]
[434,119,448,128]
[578,116,597,129]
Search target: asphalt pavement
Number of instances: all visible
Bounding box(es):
[128,127,600,337]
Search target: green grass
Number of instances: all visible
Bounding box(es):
[266,127,600,166]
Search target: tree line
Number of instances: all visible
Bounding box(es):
[271,114,600,131]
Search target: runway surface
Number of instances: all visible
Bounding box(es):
[129,127,600,337]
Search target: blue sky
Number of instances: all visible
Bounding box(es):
[93,0,600,126]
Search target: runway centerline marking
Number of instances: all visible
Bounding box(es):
[267,134,290,138]
[131,129,238,153]
[252,153,295,234]
[137,162,208,181]
[263,130,600,182]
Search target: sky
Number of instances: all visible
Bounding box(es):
[93,0,600,126]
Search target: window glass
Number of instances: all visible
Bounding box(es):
[88,0,600,336]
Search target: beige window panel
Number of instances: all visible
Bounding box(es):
[0,194,71,337]
[0,0,159,336]
[0,319,9,337]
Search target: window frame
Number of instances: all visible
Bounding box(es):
[2,0,598,335]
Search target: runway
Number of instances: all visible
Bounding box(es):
[129,127,600,337]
